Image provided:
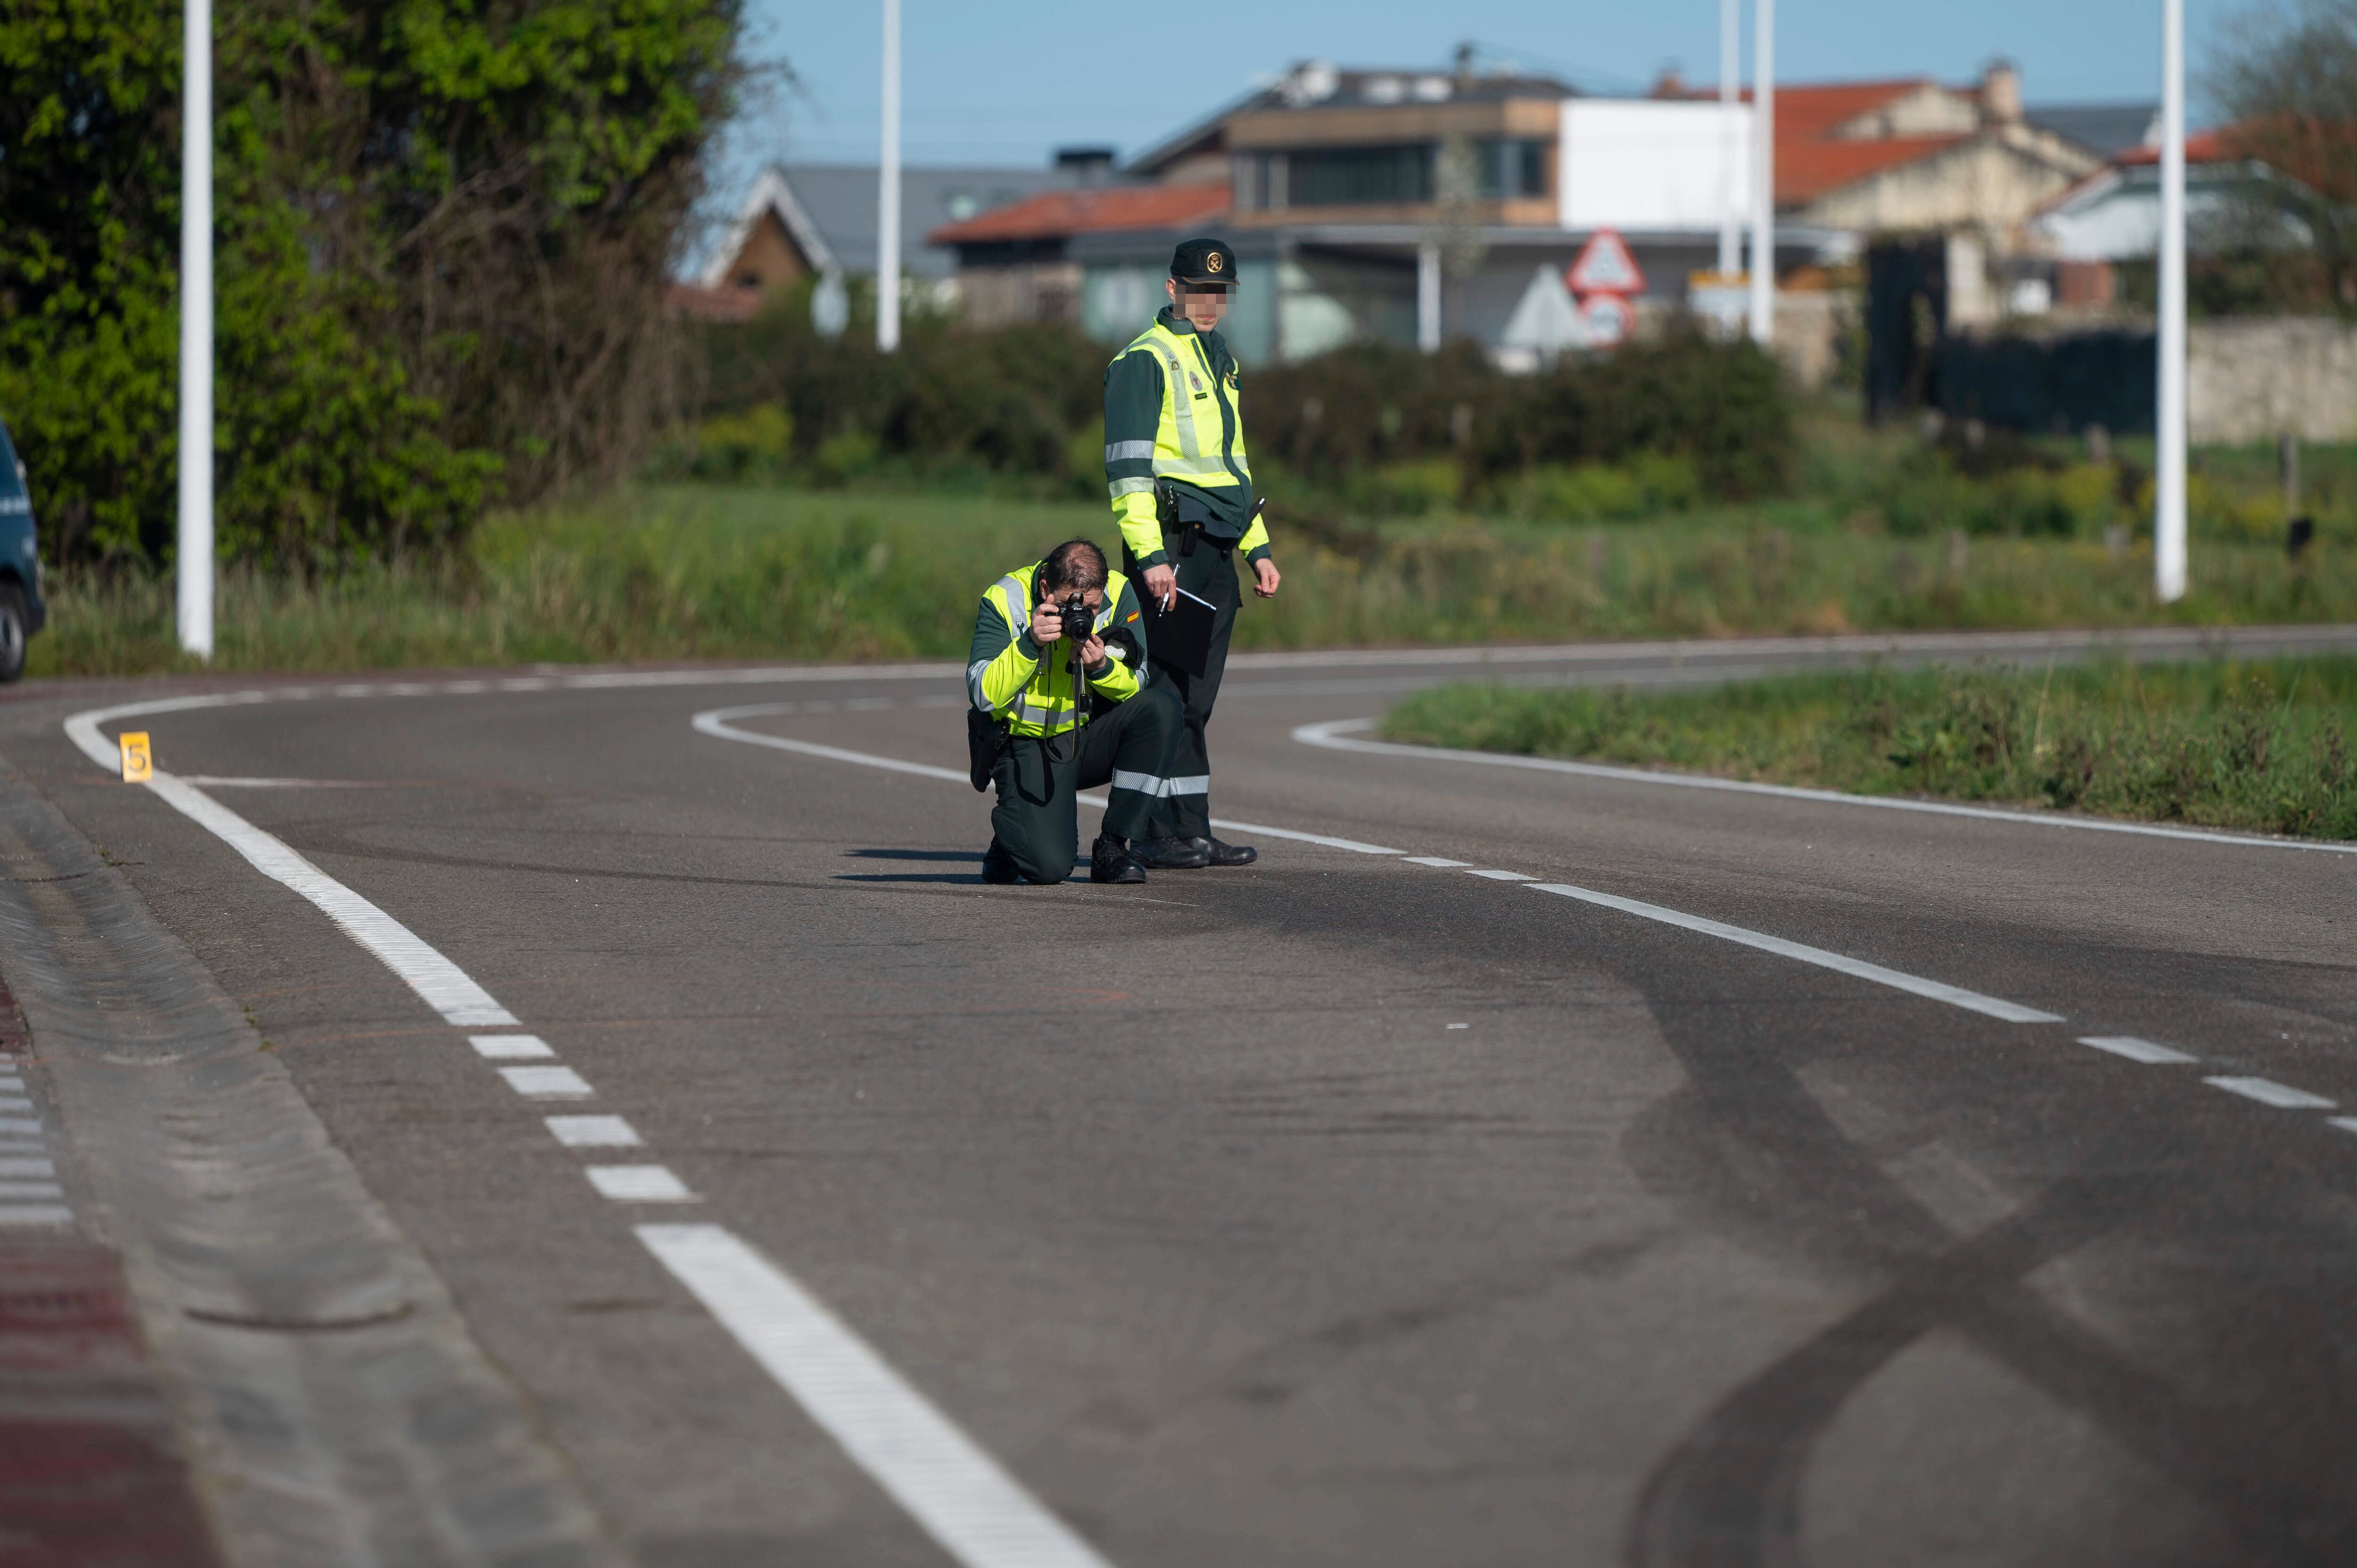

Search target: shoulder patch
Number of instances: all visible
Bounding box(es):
[1127,611,1140,623]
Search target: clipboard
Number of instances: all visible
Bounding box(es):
[1144,585,1218,678]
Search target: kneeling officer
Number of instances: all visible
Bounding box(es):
[969,539,1185,885]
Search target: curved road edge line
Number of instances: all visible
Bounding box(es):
[1292,718,2357,857]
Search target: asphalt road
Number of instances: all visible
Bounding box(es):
[6,625,2357,1567]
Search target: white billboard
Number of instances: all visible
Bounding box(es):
[1558,100,1753,233]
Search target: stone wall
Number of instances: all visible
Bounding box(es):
[2188,317,2357,444]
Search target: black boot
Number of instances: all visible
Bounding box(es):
[981,840,1020,884]
[1130,835,1211,870]
[1090,835,1147,884]
[1192,836,1257,867]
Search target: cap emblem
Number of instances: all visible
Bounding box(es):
[1206,251,1225,273]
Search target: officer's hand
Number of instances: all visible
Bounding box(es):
[1033,601,1065,643]
[1253,558,1282,599]
[1144,564,1177,610]
[1080,633,1107,670]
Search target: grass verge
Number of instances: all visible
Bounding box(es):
[26,480,2357,679]
[1381,657,2357,841]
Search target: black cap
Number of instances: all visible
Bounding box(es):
[1170,236,1236,289]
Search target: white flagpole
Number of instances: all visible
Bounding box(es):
[177,0,214,658]
[1747,0,1776,344]
[2155,0,2188,602]
[876,0,903,353]
[1719,0,1740,280]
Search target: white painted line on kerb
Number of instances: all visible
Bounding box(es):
[63,690,1135,1568]
[471,1034,555,1059]
[547,1115,643,1148]
[586,1166,695,1202]
[1293,719,2357,857]
[639,1224,1113,1568]
[1525,883,2064,1024]
[2079,1035,2198,1065]
[2204,1076,2336,1111]
[499,1065,593,1099]
[695,706,1404,856]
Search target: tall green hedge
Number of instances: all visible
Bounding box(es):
[0,0,739,569]
[691,297,1793,506]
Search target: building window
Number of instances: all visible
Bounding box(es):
[1479,140,1548,200]
[1289,144,1434,207]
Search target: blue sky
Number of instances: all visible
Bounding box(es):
[729,0,2254,175]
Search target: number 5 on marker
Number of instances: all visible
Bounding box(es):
[118,731,152,783]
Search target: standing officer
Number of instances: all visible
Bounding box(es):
[1104,236,1282,870]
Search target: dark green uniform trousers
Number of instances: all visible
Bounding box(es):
[990,684,1184,884]
[1124,538,1237,842]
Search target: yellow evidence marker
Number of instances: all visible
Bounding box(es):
[118,731,152,783]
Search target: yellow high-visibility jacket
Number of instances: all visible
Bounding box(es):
[966,560,1147,738]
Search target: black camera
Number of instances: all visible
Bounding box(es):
[1036,589,1090,644]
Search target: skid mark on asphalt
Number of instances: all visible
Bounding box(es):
[65,703,1119,1568]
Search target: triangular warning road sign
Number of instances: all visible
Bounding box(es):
[1567,229,1646,297]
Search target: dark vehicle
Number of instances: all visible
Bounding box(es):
[0,418,47,682]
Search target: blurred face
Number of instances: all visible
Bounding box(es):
[1043,582,1104,614]
[1166,278,1229,332]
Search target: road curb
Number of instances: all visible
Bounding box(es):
[0,754,622,1567]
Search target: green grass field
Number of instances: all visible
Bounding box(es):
[1383,656,2357,840]
[27,467,2357,679]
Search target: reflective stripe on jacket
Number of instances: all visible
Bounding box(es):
[966,560,1146,738]
[1103,311,1270,569]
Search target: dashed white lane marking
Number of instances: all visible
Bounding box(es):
[471,1034,555,1059]
[1404,856,1471,868]
[696,706,1406,857]
[2079,1035,2199,1065]
[2330,1118,2357,1137]
[639,1223,1114,1568]
[66,697,1130,1568]
[2204,1076,2336,1110]
[586,1166,695,1202]
[547,1116,643,1148]
[1292,718,2357,857]
[1463,869,1538,882]
[1526,883,2065,1024]
[498,1065,593,1098]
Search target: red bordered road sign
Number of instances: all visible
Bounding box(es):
[1567,229,1646,298]
[1577,291,1637,348]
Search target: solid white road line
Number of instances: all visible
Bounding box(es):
[63,694,1135,1568]
[638,1223,1113,1568]
[586,1166,695,1202]
[546,1115,643,1148]
[2079,1035,2198,1065]
[2204,1076,2336,1110]
[1526,883,2065,1024]
[471,1034,556,1059]
[1293,719,2357,857]
[498,1066,593,1098]
[696,706,1406,856]
[107,769,519,1027]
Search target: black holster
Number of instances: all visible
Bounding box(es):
[966,707,1009,792]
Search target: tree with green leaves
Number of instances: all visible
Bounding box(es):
[2216,0,2357,310]
[0,0,741,568]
